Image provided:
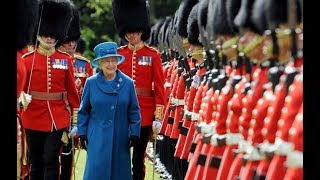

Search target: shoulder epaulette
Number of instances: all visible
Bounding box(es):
[21,50,36,58]
[74,54,91,63]
[56,49,73,57]
[117,45,127,50]
[145,45,160,53]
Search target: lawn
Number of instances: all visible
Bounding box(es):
[72,143,161,180]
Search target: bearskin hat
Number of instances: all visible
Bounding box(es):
[112,0,151,41]
[265,0,302,29]
[64,1,81,43]
[209,0,236,36]
[177,0,199,38]
[149,18,166,47]
[16,0,39,50]
[187,2,201,46]
[36,0,73,43]
[233,0,259,33]
[251,0,268,34]
[226,0,242,33]
[76,38,86,54]
[158,16,172,48]
[198,0,209,30]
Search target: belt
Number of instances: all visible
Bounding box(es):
[135,88,154,97]
[29,91,65,100]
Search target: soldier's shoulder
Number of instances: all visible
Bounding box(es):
[117,45,128,51]
[144,44,160,53]
[56,49,73,58]
[21,50,36,58]
[74,54,91,63]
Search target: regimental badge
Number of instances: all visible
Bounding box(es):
[52,59,68,69]
[138,56,152,66]
[191,75,201,89]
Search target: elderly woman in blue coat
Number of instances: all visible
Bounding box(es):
[77,42,141,180]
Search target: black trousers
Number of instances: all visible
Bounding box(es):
[60,137,74,180]
[132,126,152,180]
[25,129,63,180]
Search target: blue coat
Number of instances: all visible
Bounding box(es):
[77,70,141,180]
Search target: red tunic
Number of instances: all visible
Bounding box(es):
[21,49,80,132]
[118,44,165,126]
[73,54,93,98]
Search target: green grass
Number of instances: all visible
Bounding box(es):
[72,143,161,180]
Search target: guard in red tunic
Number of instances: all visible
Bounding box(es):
[112,1,165,179]
[266,71,303,180]
[21,0,80,179]
[16,0,38,179]
[174,1,208,178]
[56,3,93,179]
[283,103,303,180]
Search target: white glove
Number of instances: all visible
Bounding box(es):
[68,125,78,138]
[152,121,162,134]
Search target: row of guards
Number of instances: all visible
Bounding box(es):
[148,0,303,179]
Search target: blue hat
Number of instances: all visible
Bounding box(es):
[91,42,125,68]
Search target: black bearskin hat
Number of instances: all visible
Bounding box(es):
[233,0,259,33]
[198,0,209,30]
[64,1,81,43]
[76,38,86,54]
[187,2,201,46]
[209,0,236,36]
[16,0,39,50]
[37,0,73,43]
[177,0,199,38]
[149,18,166,47]
[251,0,268,34]
[226,0,242,33]
[112,0,151,41]
[158,16,172,48]
[265,0,302,29]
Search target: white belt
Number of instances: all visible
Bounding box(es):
[285,150,303,168]
[201,122,216,134]
[238,140,252,153]
[258,141,276,154]
[191,112,200,121]
[210,134,226,146]
[274,137,294,156]
[226,133,244,145]
[184,108,190,116]
[245,146,265,161]
[170,97,175,104]
[164,81,172,87]
[173,98,185,106]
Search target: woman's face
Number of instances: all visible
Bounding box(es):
[99,56,119,77]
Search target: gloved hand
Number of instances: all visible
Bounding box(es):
[79,135,88,151]
[129,135,139,148]
[152,121,162,134]
[68,125,78,138]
